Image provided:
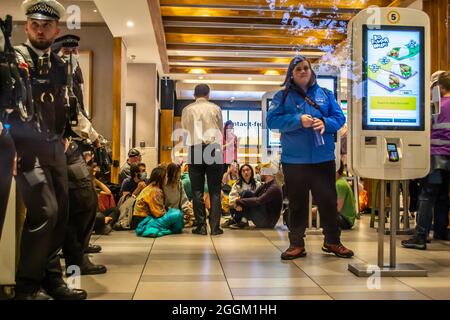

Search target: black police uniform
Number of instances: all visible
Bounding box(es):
[51,34,104,272]
[0,122,15,240]
[62,68,101,272]
[73,65,89,119]
[10,44,70,294]
[0,48,15,241]
[0,15,21,241]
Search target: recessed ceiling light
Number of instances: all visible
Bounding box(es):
[264,70,280,76]
[126,21,135,28]
[248,77,253,80]
[189,68,207,74]
[93,9,98,13]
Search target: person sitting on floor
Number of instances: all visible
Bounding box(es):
[93,176,120,235]
[221,161,239,215]
[335,162,357,230]
[119,148,142,184]
[231,161,283,229]
[132,166,184,237]
[164,163,195,228]
[120,163,147,197]
[311,163,357,230]
[222,164,261,228]
[181,163,193,201]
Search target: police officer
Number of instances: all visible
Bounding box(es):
[0,16,16,240]
[52,34,106,275]
[9,0,86,300]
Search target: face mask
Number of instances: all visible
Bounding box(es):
[62,54,79,71]
[139,172,147,180]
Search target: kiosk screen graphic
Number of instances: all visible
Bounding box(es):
[363,25,424,131]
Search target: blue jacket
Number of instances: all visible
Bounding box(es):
[266,83,345,164]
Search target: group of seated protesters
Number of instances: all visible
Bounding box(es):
[102,148,357,239]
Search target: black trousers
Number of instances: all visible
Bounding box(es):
[337,214,352,230]
[283,161,341,247]
[188,144,223,233]
[131,215,146,230]
[15,141,68,292]
[63,186,98,267]
[63,152,98,268]
[94,207,120,234]
[231,190,274,228]
[0,131,15,240]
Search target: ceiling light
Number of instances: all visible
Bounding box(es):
[182,79,283,85]
[126,21,135,28]
[93,9,98,13]
[264,70,280,76]
[188,68,207,75]
[248,77,253,80]
[198,76,204,79]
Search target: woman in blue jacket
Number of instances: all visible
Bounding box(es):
[267,56,354,259]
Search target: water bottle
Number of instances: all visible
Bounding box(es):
[312,129,325,147]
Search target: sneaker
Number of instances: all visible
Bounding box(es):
[280,246,307,260]
[401,237,427,250]
[229,221,249,229]
[322,242,354,258]
[221,218,236,228]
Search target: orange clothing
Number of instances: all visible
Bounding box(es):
[133,183,166,218]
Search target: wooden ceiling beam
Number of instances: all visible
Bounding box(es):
[167,43,327,51]
[147,0,169,73]
[168,56,293,63]
[164,27,346,40]
[166,33,340,47]
[169,66,288,75]
[388,0,421,6]
[160,0,391,10]
[163,20,349,31]
[161,7,355,20]
[163,16,351,25]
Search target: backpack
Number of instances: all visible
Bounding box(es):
[114,194,136,230]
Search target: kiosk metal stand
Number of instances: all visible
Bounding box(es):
[349,180,427,277]
[374,180,413,235]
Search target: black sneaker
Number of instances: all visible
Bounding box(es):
[229,221,249,229]
[221,218,236,228]
[401,237,427,250]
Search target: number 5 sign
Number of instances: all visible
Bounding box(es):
[387,10,400,24]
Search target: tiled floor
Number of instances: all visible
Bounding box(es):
[79,215,450,300]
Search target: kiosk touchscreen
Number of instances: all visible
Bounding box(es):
[347,7,430,180]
